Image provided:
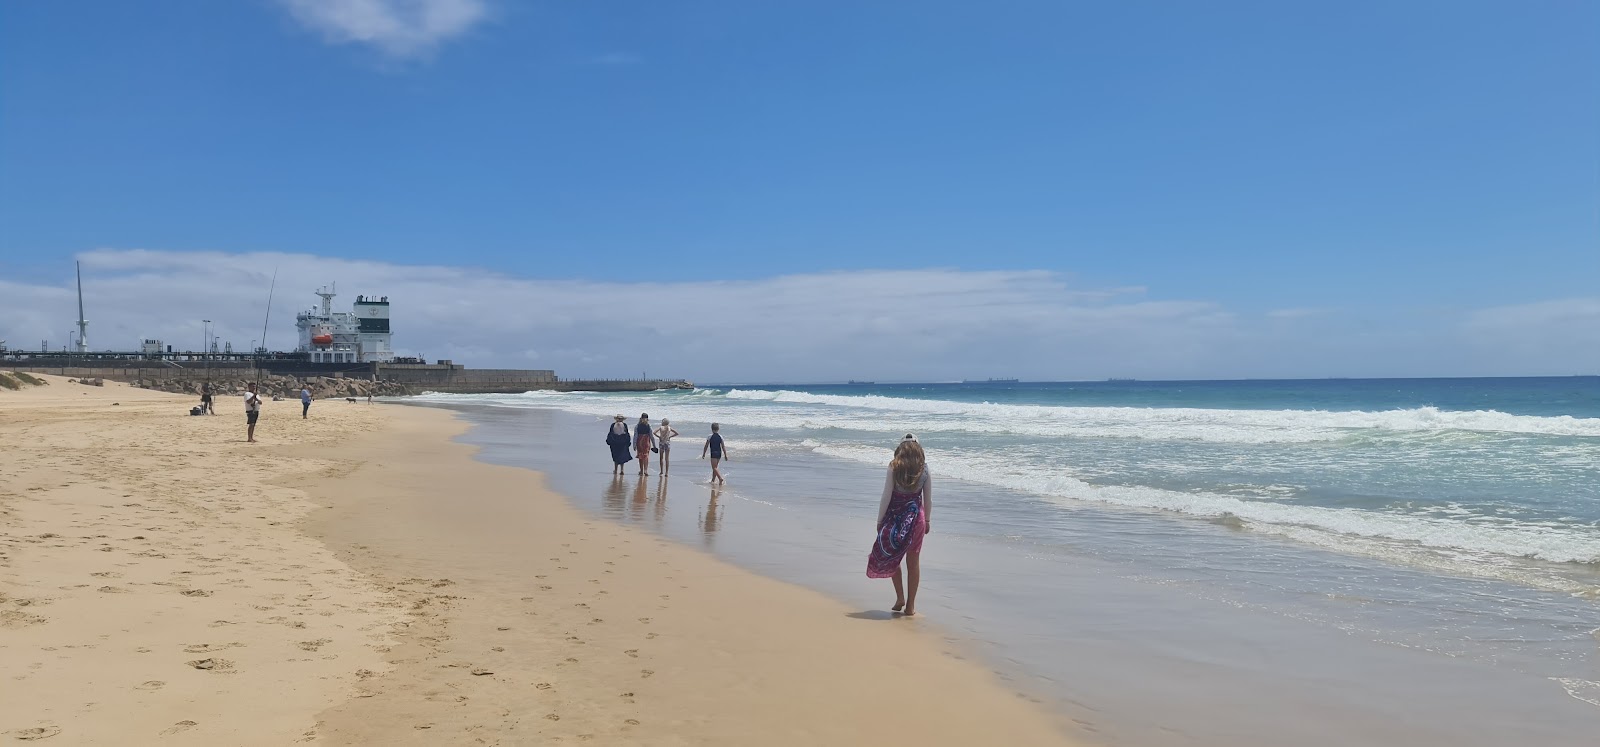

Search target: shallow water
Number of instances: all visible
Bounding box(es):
[407,378,1600,745]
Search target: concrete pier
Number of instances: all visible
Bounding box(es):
[0,357,691,395]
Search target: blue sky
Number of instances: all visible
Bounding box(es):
[1,1,1596,380]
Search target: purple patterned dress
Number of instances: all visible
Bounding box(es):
[867,473,927,578]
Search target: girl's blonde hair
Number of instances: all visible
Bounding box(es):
[891,439,926,491]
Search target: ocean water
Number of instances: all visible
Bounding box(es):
[409,377,1600,746]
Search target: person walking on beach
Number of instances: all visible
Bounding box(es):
[606,415,633,476]
[700,423,728,484]
[300,385,313,419]
[867,435,932,616]
[244,382,263,443]
[634,414,658,475]
[201,383,214,415]
[654,418,680,475]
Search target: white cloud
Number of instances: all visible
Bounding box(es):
[278,0,488,58]
[2,250,1594,382]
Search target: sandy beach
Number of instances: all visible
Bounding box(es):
[1,374,1074,745]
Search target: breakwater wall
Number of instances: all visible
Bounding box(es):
[2,358,690,394]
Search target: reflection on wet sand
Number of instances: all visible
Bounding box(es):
[655,476,669,525]
[631,475,649,521]
[699,486,722,546]
[601,473,719,543]
[602,475,628,519]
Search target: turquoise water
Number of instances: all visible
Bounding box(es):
[411,376,1600,745]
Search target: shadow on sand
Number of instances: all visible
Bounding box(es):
[844,610,902,621]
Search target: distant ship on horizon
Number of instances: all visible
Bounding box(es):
[847,380,876,385]
[963,378,1019,384]
[1107,377,1137,382]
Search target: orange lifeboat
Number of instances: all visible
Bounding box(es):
[311,334,334,345]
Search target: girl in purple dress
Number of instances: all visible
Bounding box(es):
[867,435,933,616]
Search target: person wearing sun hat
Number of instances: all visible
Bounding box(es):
[605,414,633,475]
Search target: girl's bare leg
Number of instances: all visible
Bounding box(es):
[892,567,906,611]
[904,551,921,616]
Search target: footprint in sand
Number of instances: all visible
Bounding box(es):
[134,681,166,690]
[625,719,640,726]
[624,649,639,658]
[180,589,212,597]
[640,670,653,678]
[544,714,560,721]
[183,643,243,654]
[9,725,62,740]
[96,586,127,594]
[296,639,331,652]
[536,683,553,690]
[159,721,198,736]
[185,658,234,671]
[638,618,651,624]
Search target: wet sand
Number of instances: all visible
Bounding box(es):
[0,374,1075,745]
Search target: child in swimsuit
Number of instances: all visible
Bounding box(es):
[654,419,679,475]
[700,423,728,484]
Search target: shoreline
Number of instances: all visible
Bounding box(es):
[1,374,1077,745]
[419,395,1600,747]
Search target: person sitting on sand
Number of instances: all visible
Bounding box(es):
[606,415,633,476]
[634,413,657,475]
[866,435,932,616]
[654,418,680,475]
[244,382,262,443]
[700,423,729,484]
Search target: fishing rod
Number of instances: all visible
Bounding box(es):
[257,268,277,384]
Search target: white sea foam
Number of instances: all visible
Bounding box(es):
[415,388,1600,445]
[802,442,1600,566]
[723,389,1600,440]
[1551,678,1600,709]
[410,388,1600,572]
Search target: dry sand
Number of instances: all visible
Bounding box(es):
[2,373,1077,745]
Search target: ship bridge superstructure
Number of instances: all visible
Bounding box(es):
[294,284,394,363]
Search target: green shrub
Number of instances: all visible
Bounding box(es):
[0,373,20,390]
[13,372,45,386]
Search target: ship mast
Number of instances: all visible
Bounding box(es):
[74,261,89,353]
[315,283,337,317]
